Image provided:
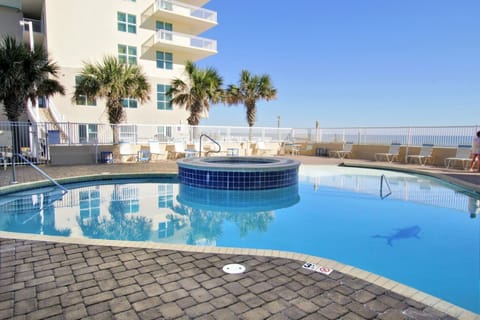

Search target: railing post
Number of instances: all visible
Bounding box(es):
[404,127,411,163]
[67,122,71,146]
[135,124,138,145]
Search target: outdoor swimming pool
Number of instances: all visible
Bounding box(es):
[0,165,478,314]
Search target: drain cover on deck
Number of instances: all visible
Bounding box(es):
[222,264,246,274]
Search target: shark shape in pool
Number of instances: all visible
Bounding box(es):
[373,225,421,246]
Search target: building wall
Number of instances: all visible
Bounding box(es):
[43,0,202,125]
[1,0,216,125]
[0,1,22,40]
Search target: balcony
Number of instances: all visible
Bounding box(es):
[141,29,217,61]
[20,18,44,48]
[141,0,217,34]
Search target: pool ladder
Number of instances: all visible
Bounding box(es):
[13,153,68,194]
[199,134,222,157]
[380,174,392,199]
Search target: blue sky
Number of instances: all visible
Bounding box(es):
[196,0,480,128]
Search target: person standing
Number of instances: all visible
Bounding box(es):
[469,131,480,172]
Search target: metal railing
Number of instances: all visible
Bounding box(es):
[292,125,479,146]
[380,174,392,199]
[13,153,68,194]
[0,121,478,166]
[154,30,217,51]
[154,0,217,23]
[199,133,221,157]
[21,18,42,33]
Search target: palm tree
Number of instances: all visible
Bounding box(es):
[224,70,277,128]
[169,61,223,125]
[0,36,65,158]
[73,56,151,143]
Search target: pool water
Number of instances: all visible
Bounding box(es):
[0,166,478,313]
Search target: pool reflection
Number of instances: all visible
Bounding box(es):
[0,181,300,246]
[0,189,71,236]
[176,184,300,245]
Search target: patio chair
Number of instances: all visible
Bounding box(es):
[148,141,167,161]
[298,143,314,155]
[329,142,353,159]
[0,151,10,170]
[284,143,299,156]
[407,143,434,166]
[255,141,270,155]
[444,144,472,169]
[185,143,200,158]
[119,143,138,162]
[167,142,185,159]
[375,143,401,163]
[137,150,150,162]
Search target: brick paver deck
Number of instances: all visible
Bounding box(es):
[0,238,459,320]
[0,156,479,319]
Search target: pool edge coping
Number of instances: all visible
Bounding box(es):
[0,172,178,195]
[0,231,477,320]
[339,162,480,195]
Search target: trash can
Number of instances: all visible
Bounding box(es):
[315,147,328,157]
[100,151,113,164]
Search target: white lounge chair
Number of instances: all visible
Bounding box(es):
[148,141,167,161]
[167,142,185,159]
[375,143,401,162]
[255,141,270,155]
[407,144,434,166]
[444,145,472,169]
[119,143,138,162]
[329,142,353,159]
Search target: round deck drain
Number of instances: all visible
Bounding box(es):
[222,264,246,274]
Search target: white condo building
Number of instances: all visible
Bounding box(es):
[0,0,217,126]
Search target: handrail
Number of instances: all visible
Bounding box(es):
[15,153,68,194]
[199,134,221,157]
[380,174,392,199]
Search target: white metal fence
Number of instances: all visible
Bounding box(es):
[292,125,479,146]
[0,121,478,165]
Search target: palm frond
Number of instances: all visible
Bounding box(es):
[0,35,65,121]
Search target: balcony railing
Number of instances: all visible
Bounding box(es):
[20,18,42,33]
[154,29,217,51]
[154,0,217,23]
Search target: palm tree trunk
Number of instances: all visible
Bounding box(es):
[112,124,120,145]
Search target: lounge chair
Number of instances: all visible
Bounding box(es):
[284,143,299,156]
[407,143,434,166]
[148,141,167,160]
[375,143,401,163]
[255,141,270,155]
[444,144,472,169]
[298,143,314,155]
[167,142,185,159]
[329,142,353,159]
[119,143,138,162]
